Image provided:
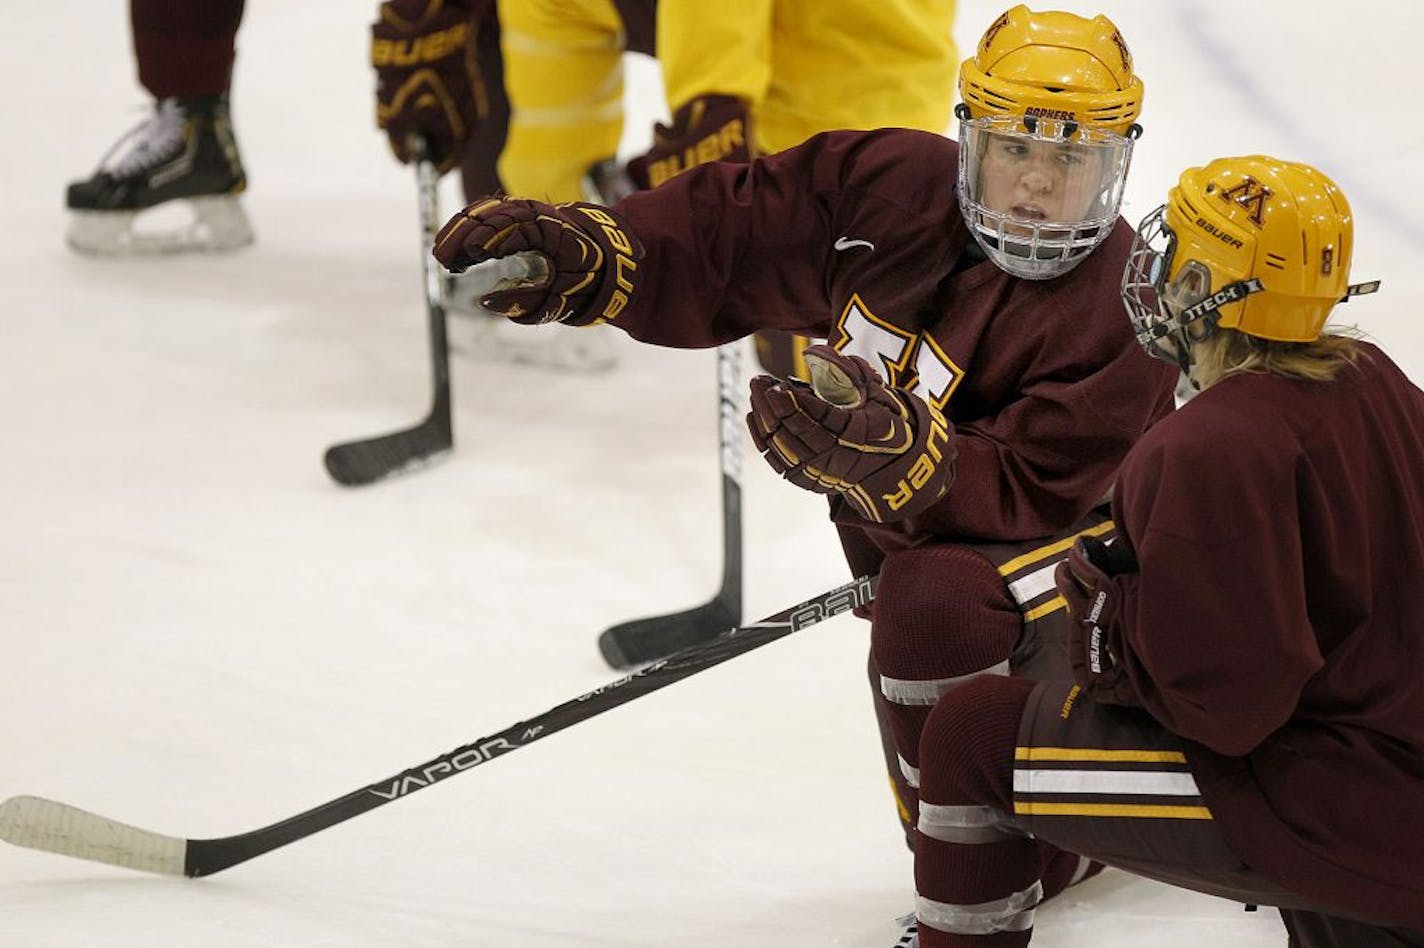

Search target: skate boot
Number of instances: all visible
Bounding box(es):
[65,95,253,255]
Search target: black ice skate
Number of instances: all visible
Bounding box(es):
[65,96,253,255]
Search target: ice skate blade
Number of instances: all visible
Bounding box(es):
[66,195,254,256]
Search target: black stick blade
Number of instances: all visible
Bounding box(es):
[323,417,452,487]
[598,597,740,670]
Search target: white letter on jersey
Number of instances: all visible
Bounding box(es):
[832,294,963,407]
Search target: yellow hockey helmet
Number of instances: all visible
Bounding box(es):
[1170,156,1358,341]
[956,7,1144,279]
[1122,156,1380,367]
[958,5,1143,135]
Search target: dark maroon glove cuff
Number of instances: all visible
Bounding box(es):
[627,94,753,190]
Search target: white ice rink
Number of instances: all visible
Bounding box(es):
[3,1,1420,945]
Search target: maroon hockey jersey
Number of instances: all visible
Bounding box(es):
[609,128,1178,549]
[1102,343,1424,928]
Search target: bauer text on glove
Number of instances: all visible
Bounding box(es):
[746,345,955,523]
[1054,536,1139,705]
[627,94,753,191]
[372,0,486,174]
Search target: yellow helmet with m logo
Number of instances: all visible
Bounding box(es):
[1122,155,1381,372]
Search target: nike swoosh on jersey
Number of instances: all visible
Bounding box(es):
[834,236,875,252]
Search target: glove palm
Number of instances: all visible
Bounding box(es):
[747,345,955,523]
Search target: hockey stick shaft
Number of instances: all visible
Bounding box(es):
[321,146,453,486]
[417,151,452,410]
[0,574,875,878]
[596,343,745,667]
[714,343,745,617]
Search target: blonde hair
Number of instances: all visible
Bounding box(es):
[1191,325,1368,389]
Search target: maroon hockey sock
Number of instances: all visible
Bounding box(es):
[131,0,246,98]
[872,544,1023,827]
[915,675,1037,947]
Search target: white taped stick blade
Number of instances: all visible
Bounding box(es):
[453,251,548,301]
[0,795,187,875]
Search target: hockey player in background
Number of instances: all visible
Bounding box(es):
[904,154,1424,946]
[487,0,958,210]
[428,1,1178,893]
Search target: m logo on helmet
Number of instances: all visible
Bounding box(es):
[1218,176,1273,227]
[1109,31,1132,71]
[980,12,1010,52]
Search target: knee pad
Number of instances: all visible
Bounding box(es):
[872,544,1022,699]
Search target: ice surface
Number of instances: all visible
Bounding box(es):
[2,1,1419,945]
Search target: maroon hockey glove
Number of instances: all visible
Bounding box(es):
[746,345,955,523]
[1055,536,1139,704]
[372,0,488,174]
[627,94,754,190]
[432,197,643,326]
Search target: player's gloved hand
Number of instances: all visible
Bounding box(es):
[432,197,643,326]
[372,0,486,173]
[747,345,955,523]
[1055,536,1139,703]
[627,94,754,190]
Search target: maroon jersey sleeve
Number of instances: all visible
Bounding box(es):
[605,128,960,347]
[1102,394,1325,755]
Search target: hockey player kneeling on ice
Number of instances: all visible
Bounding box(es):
[433,2,1182,930]
[905,156,1423,947]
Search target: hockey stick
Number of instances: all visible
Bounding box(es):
[597,343,744,669]
[0,574,875,877]
[322,142,452,487]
